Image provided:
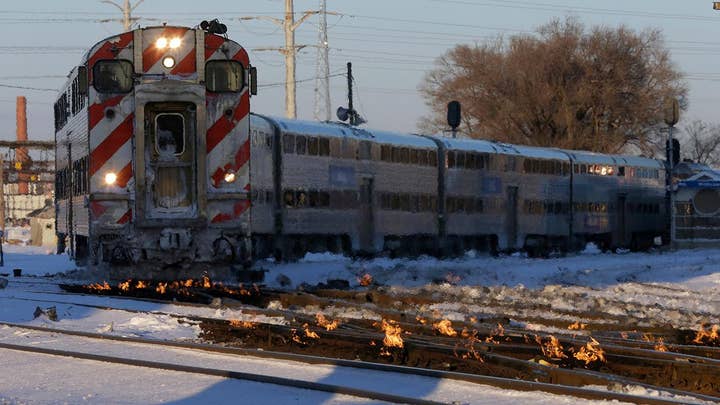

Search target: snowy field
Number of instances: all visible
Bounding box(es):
[0,244,719,404]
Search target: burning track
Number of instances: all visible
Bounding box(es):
[58,279,720,401]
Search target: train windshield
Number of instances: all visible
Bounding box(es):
[205,60,244,92]
[155,113,185,156]
[93,60,133,93]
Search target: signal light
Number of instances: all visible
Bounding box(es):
[162,56,176,69]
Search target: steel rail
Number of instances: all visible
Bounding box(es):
[0,341,441,405]
[0,322,708,405]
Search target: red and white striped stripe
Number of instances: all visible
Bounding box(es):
[86,32,135,225]
[205,34,252,223]
[142,28,197,78]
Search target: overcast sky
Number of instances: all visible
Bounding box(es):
[0,0,718,142]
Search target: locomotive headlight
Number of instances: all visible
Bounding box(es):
[155,37,168,49]
[224,170,236,183]
[162,56,176,68]
[104,172,117,185]
[169,37,182,49]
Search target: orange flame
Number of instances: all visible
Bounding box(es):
[455,328,483,362]
[155,282,167,294]
[693,324,720,345]
[119,280,131,292]
[315,313,339,331]
[484,324,504,344]
[536,335,567,359]
[358,273,373,286]
[378,319,404,348]
[572,337,606,364]
[89,281,111,291]
[229,319,256,329]
[433,319,458,337]
[184,279,194,288]
[416,316,428,325]
[654,337,668,352]
[568,321,587,331]
[303,323,320,339]
[135,280,147,289]
[202,275,212,289]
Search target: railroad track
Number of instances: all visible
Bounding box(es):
[5,282,720,400]
[0,322,703,405]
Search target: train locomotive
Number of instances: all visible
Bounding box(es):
[54,24,667,279]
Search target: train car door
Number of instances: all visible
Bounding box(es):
[359,177,375,253]
[506,186,518,249]
[144,102,198,219]
[615,194,627,247]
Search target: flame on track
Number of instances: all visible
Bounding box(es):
[88,281,111,291]
[433,319,457,337]
[536,335,567,359]
[376,319,404,349]
[315,313,339,331]
[572,337,606,364]
[358,274,373,286]
[568,321,587,330]
[229,319,256,329]
[693,324,720,345]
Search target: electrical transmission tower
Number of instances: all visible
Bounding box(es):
[101,0,144,31]
[243,0,320,119]
[313,0,331,122]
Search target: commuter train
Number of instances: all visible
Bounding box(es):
[54,24,667,279]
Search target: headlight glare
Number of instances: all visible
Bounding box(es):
[224,171,236,183]
[169,37,182,49]
[155,37,168,49]
[105,172,117,185]
[162,56,176,68]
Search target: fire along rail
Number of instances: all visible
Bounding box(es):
[0,322,709,405]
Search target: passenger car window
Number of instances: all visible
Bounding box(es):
[93,60,133,93]
[205,60,244,92]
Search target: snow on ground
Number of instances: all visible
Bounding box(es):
[1,244,719,403]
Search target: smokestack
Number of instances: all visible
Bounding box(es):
[16,96,28,194]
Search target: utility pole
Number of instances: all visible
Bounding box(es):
[0,155,5,242]
[242,0,319,119]
[101,0,144,31]
[313,0,331,122]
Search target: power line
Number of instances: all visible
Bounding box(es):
[0,83,56,92]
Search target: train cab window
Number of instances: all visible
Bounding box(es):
[205,60,244,92]
[295,135,307,155]
[308,137,319,155]
[283,134,295,154]
[319,138,330,156]
[155,113,185,155]
[93,60,133,93]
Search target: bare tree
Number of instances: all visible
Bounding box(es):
[420,18,687,154]
[679,120,720,167]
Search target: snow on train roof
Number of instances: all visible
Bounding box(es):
[434,136,570,160]
[266,116,436,148]
[564,150,663,168]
